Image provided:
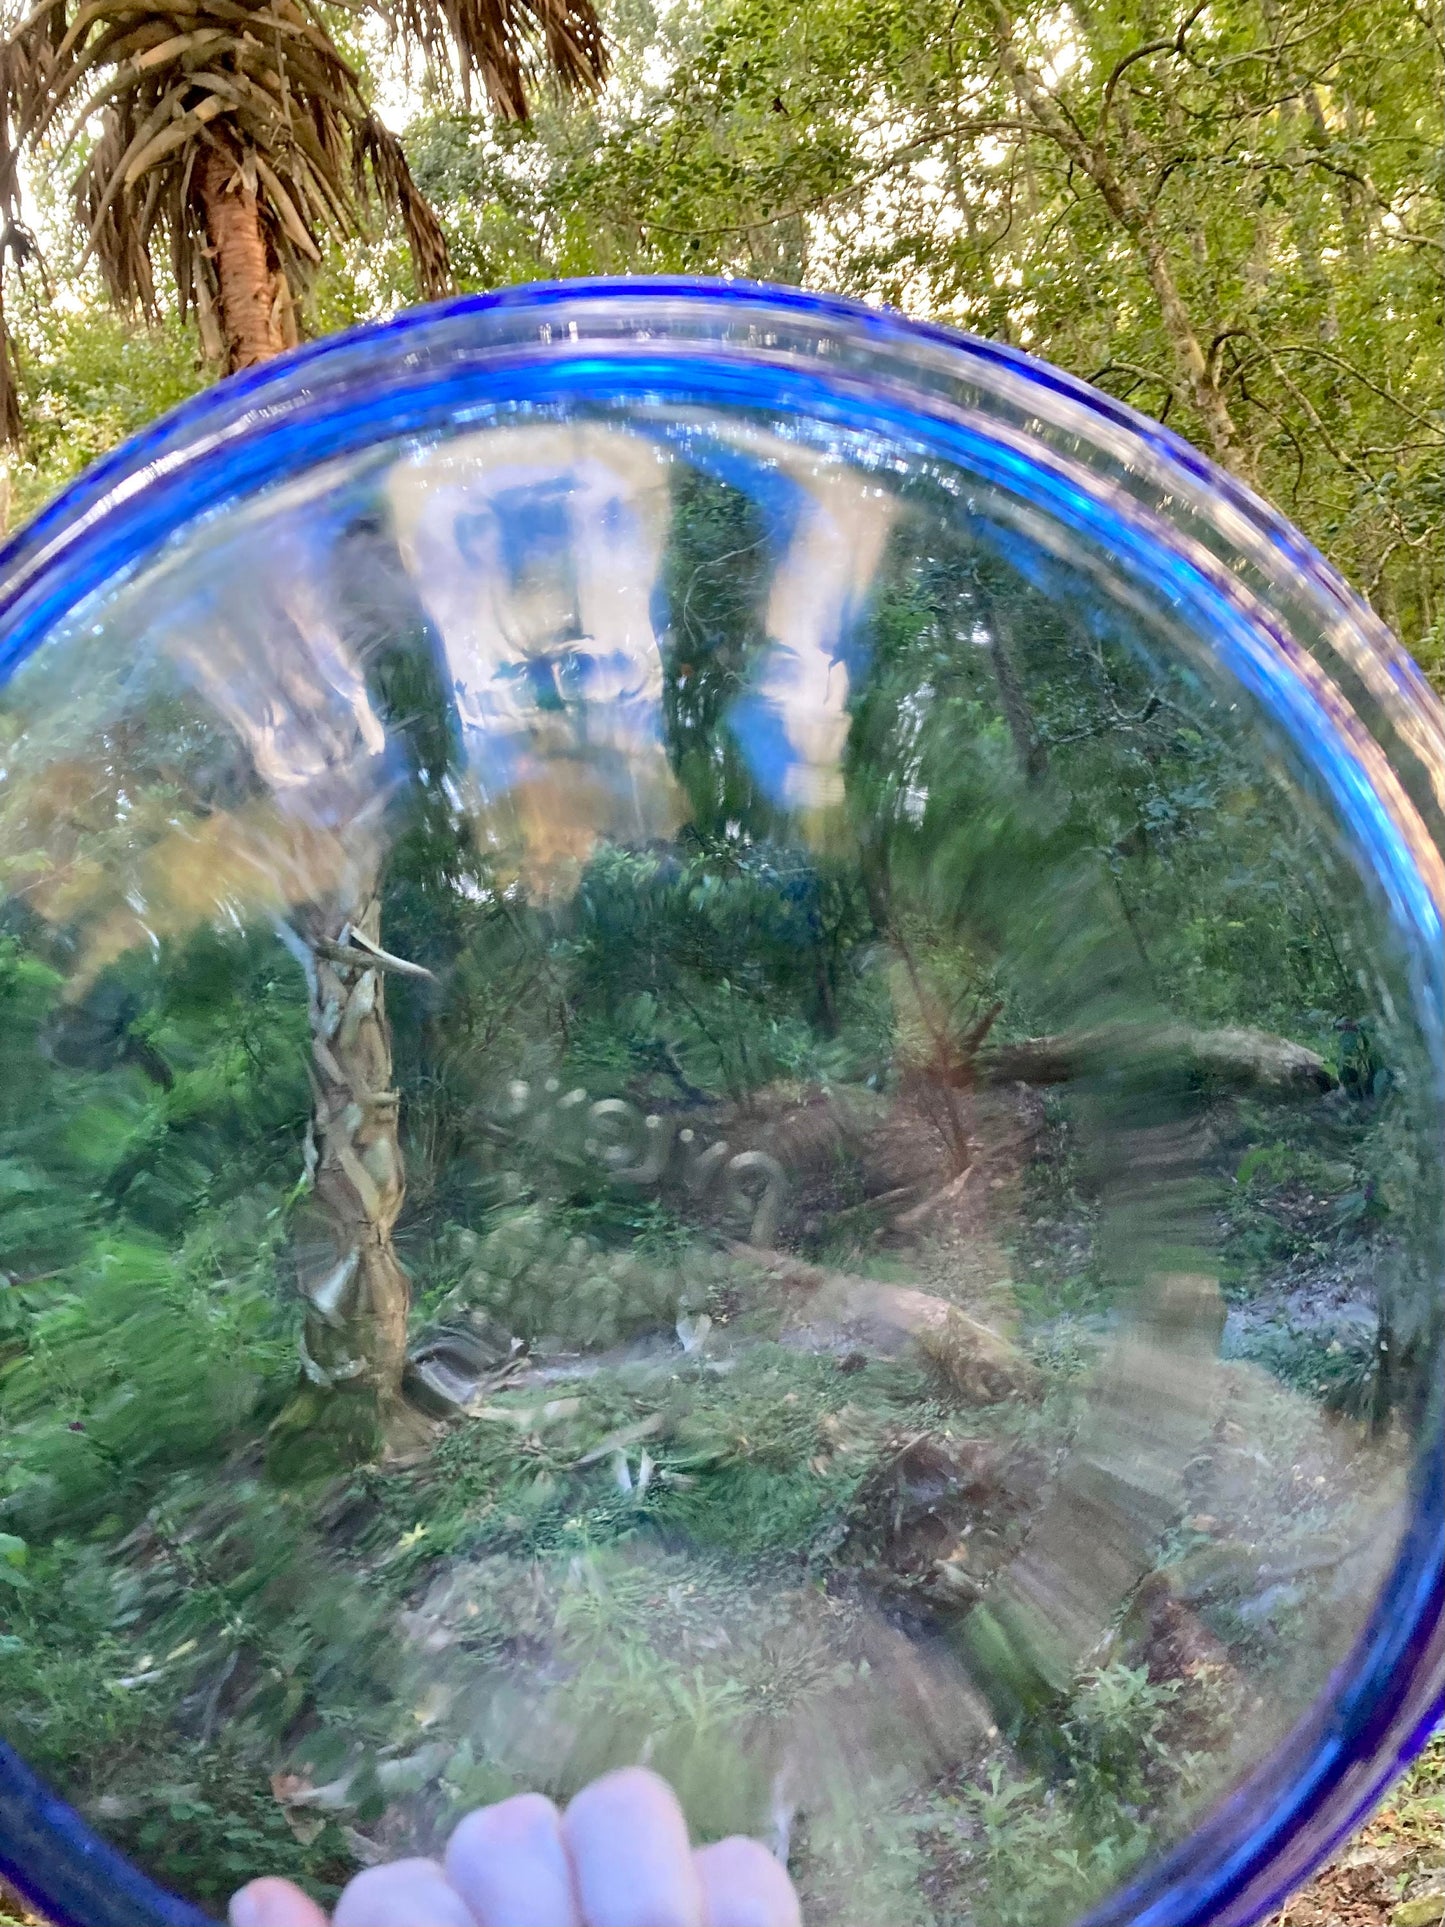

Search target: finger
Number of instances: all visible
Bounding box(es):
[229,1877,332,1927]
[694,1838,802,1927]
[332,1856,476,1927]
[445,1792,581,1927]
[562,1767,704,1927]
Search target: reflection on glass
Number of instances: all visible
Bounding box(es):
[0,397,1434,1927]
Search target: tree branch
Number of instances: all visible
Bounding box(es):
[1096,0,1209,143]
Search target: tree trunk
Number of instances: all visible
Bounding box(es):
[1133,230,1243,468]
[984,598,1048,783]
[986,3,1247,472]
[194,146,419,1446]
[199,147,284,372]
[293,884,419,1452]
[974,1024,1336,1097]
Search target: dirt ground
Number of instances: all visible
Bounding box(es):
[1263,1736,1445,1927]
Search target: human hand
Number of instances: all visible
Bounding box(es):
[229,1766,801,1926]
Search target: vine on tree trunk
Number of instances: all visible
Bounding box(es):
[278,888,433,1458]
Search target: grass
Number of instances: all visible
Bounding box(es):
[0,1253,1203,1920]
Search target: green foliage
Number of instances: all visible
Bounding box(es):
[6,0,1440,663]
[0,922,311,1537]
[7,309,205,524]
[2,1235,277,1534]
[1225,1323,1379,1417]
[406,0,1442,656]
[1061,1663,1184,1832]
[950,1665,1196,1927]
[434,1206,720,1347]
[568,841,879,1095]
[1,1478,393,1909]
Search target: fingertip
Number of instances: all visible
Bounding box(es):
[694,1837,801,1927]
[446,1789,562,1864]
[563,1768,703,1927]
[229,1876,332,1927]
[445,1792,579,1926]
[567,1765,682,1817]
[332,1856,475,1927]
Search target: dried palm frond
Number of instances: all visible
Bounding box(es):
[359,111,449,299]
[0,0,457,413]
[0,0,606,435]
[378,0,608,121]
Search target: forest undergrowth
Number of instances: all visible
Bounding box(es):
[0,1026,1420,1922]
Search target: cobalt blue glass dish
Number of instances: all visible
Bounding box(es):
[0,279,1439,1927]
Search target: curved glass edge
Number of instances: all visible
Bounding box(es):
[0,276,1438,1927]
[0,1739,213,1926]
[1080,1440,1445,1927]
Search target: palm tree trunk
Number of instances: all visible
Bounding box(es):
[196,149,418,1444]
[199,148,284,370]
[298,886,413,1435]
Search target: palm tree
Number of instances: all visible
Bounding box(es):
[0,0,607,1451]
[0,0,605,382]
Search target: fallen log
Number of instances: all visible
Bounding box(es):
[732,1244,1040,1402]
[975,1023,1336,1096]
[894,1164,977,1231]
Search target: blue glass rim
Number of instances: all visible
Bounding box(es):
[0,274,1439,1927]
